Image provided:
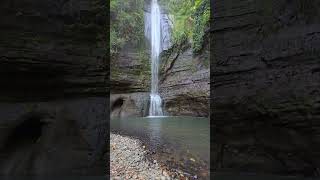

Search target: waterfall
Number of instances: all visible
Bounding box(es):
[149,0,163,116]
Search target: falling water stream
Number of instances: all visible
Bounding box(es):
[149,0,163,116]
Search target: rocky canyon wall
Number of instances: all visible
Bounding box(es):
[0,0,107,176]
[110,43,150,118]
[212,0,320,176]
[159,37,210,117]
[111,1,210,118]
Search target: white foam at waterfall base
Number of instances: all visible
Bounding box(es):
[149,0,163,116]
[149,94,163,116]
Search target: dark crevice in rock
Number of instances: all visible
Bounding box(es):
[159,32,209,117]
[160,40,190,83]
[160,53,180,83]
[111,98,124,111]
[3,114,46,152]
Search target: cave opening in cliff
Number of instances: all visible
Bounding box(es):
[111,98,124,111]
[3,115,46,151]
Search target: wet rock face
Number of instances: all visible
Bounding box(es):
[110,43,151,118]
[111,1,173,118]
[0,0,107,101]
[159,41,210,117]
[0,98,107,175]
[111,93,150,118]
[111,44,150,94]
[212,0,320,176]
[0,0,107,176]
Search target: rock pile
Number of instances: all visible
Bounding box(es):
[110,133,172,180]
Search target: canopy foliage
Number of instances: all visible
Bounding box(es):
[110,0,210,55]
[110,0,145,56]
[160,0,210,53]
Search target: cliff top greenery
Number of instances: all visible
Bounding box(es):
[110,0,209,56]
[160,0,210,53]
[110,0,145,56]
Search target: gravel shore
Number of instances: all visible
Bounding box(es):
[110,133,172,180]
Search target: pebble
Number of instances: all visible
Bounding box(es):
[110,133,173,179]
[163,170,169,176]
[194,175,198,179]
[133,175,138,179]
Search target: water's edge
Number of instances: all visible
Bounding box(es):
[110,130,207,179]
[110,116,210,179]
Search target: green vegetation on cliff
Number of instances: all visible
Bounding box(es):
[160,0,210,53]
[110,0,145,56]
[111,0,209,55]
[110,0,150,91]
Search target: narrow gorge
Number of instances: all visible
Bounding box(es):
[110,0,210,179]
[110,0,210,118]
